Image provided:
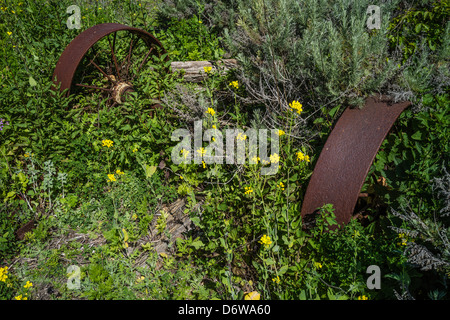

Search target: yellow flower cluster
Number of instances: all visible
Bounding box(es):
[296,151,310,162]
[251,156,260,164]
[102,139,113,148]
[132,147,138,153]
[272,276,280,284]
[206,107,215,116]
[197,147,206,156]
[277,181,285,190]
[313,262,323,269]
[203,66,212,73]
[0,266,8,282]
[398,233,408,246]
[13,280,33,300]
[277,130,285,136]
[229,81,239,89]
[358,295,368,300]
[289,100,303,114]
[180,148,190,160]
[116,169,124,175]
[244,186,253,195]
[236,132,247,141]
[107,174,116,182]
[259,234,272,248]
[269,153,280,163]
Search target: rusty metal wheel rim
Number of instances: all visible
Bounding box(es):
[52,23,168,107]
[301,96,411,228]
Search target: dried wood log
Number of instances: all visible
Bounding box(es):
[170,59,238,82]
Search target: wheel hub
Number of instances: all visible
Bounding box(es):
[111,77,134,104]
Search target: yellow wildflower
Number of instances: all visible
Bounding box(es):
[296,151,310,162]
[212,125,217,129]
[272,276,281,284]
[229,81,239,89]
[132,147,138,153]
[202,161,206,169]
[0,266,8,282]
[251,156,260,164]
[116,169,124,175]
[289,100,303,114]
[197,147,206,156]
[259,234,272,248]
[7,31,12,36]
[269,153,280,163]
[244,186,253,195]
[397,233,408,246]
[203,66,212,73]
[358,295,368,300]
[244,291,260,300]
[313,262,322,269]
[277,181,285,190]
[107,174,116,182]
[236,132,247,141]
[206,107,215,116]
[180,148,190,160]
[102,139,113,148]
[277,130,285,136]
[14,294,27,300]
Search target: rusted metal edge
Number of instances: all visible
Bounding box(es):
[52,23,167,95]
[301,95,411,227]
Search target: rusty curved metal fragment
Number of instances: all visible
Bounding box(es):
[52,23,167,95]
[301,96,411,227]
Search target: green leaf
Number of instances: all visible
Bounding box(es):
[415,24,422,33]
[278,265,289,275]
[29,76,37,87]
[411,131,423,140]
[190,239,204,249]
[328,105,340,118]
[299,290,307,300]
[144,164,157,178]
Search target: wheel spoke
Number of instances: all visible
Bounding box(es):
[108,32,121,80]
[131,46,154,81]
[75,83,112,91]
[89,58,117,84]
[122,35,140,80]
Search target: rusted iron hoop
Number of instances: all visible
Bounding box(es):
[52,23,168,98]
[301,96,411,227]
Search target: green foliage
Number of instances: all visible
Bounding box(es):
[388,0,450,61]
[371,93,449,215]
[152,15,225,61]
[0,0,448,301]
